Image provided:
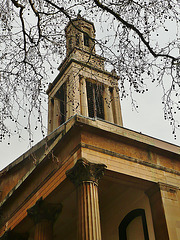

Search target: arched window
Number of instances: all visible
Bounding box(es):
[119,209,149,240]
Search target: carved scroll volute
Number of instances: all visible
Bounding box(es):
[66,158,106,186]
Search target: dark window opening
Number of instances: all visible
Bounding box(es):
[84,33,89,47]
[76,34,79,46]
[119,209,149,240]
[56,83,67,125]
[109,87,113,95]
[86,81,104,119]
[51,98,54,105]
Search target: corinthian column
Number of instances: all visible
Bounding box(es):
[27,198,62,240]
[66,158,106,240]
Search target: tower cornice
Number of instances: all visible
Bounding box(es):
[65,14,95,33]
[46,49,119,95]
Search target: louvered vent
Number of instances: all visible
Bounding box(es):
[86,81,104,120]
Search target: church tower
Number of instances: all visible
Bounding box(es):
[47,14,123,134]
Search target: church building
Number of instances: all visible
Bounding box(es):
[0,14,180,240]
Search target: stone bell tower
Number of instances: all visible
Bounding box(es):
[47,14,123,134]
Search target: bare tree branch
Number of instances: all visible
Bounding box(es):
[93,0,177,62]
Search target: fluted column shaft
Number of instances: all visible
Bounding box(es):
[66,158,106,240]
[27,198,62,240]
[34,221,53,240]
[78,181,101,240]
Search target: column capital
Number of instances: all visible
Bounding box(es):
[27,198,62,224]
[66,158,106,186]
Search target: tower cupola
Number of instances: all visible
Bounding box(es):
[65,13,95,56]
